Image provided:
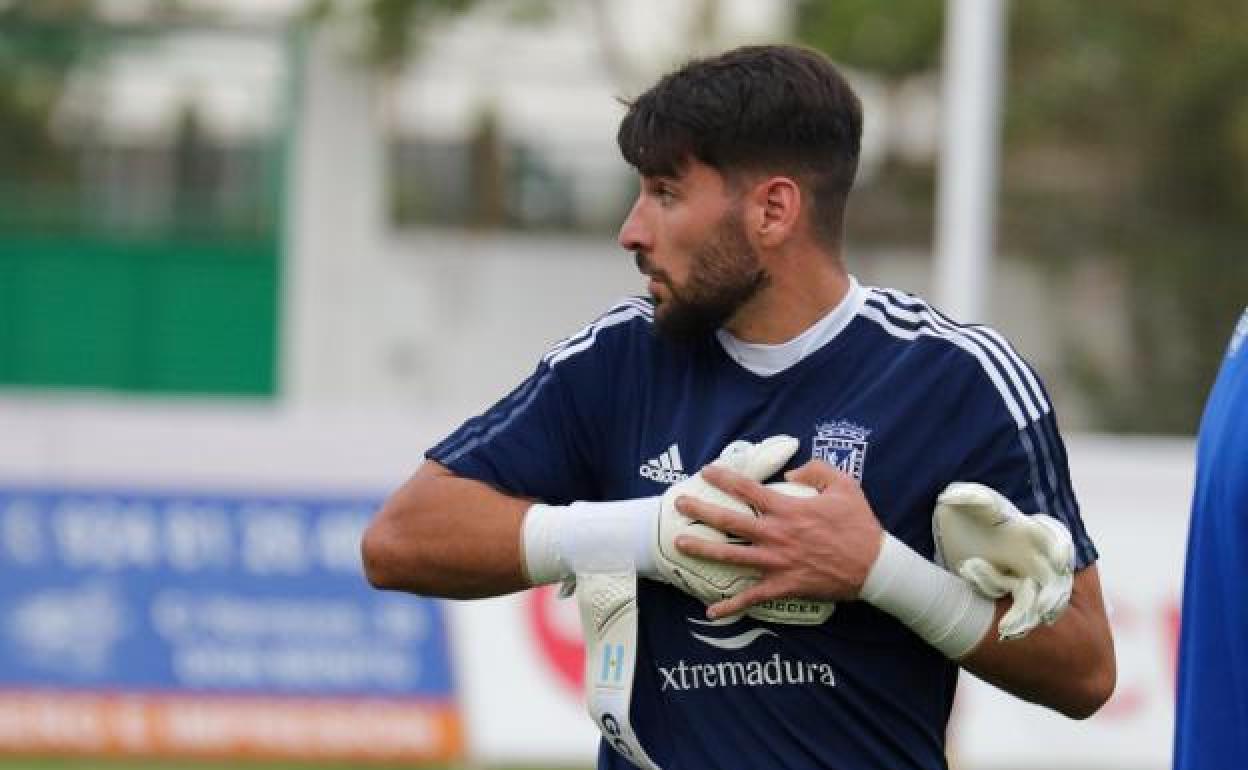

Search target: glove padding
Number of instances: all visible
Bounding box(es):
[654,436,833,625]
[933,482,1075,641]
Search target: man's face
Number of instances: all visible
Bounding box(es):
[618,160,768,342]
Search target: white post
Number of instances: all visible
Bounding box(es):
[933,0,1007,322]
[281,24,387,408]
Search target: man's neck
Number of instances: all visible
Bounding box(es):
[723,257,851,344]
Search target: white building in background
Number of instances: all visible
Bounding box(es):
[277,0,994,424]
[49,0,1095,426]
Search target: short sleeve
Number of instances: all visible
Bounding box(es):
[425,299,652,505]
[952,343,1099,570]
[427,360,597,504]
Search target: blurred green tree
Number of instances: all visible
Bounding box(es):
[0,1,99,197]
[305,0,480,72]
[796,0,1248,434]
[304,0,555,72]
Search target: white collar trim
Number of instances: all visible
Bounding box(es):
[716,276,865,377]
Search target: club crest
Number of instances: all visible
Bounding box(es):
[812,420,872,481]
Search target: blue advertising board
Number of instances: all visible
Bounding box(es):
[0,484,463,760]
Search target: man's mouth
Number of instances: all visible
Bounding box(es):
[634,251,652,277]
[635,252,670,284]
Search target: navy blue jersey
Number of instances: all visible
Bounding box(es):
[429,285,1096,770]
[1173,308,1248,770]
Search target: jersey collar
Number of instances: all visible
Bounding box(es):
[715,276,866,378]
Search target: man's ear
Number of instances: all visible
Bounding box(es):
[746,176,802,248]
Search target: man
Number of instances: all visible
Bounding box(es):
[363,45,1114,769]
[1173,307,1248,770]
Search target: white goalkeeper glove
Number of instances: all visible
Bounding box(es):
[523,436,796,584]
[522,436,833,625]
[932,482,1076,641]
[654,439,833,625]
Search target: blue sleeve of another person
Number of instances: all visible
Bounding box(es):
[1173,308,1248,770]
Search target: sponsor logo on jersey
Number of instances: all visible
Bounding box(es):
[657,655,836,691]
[812,419,872,480]
[687,615,778,650]
[639,444,689,484]
[654,615,836,691]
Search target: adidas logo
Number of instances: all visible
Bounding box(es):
[639,444,689,484]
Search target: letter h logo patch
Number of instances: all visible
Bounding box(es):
[599,642,626,687]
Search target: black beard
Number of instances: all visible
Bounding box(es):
[652,212,769,344]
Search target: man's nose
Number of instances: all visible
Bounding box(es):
[617,197,652,253]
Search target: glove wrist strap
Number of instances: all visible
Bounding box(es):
[860,533,996,660]
[576,572,663,770]
[522,498,661,586]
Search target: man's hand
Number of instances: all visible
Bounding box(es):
[526,435,811,606]
[933,482,1075,641]
[650,436,833,624]
[652,436,795,602]
[671,459,883,621]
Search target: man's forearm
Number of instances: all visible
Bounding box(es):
[959,565,1117,719]
[363,435,802,601]
[362,460,533,598]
